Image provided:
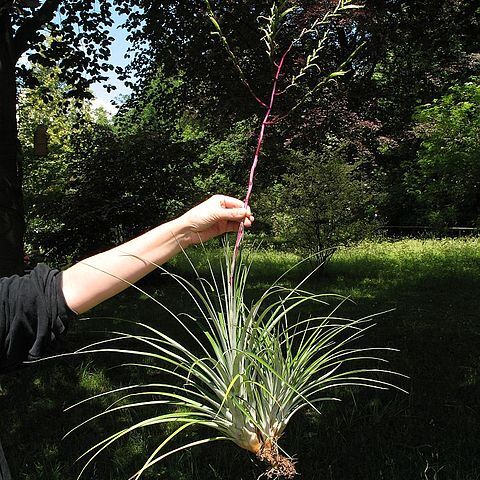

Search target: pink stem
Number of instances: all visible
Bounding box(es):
[231,47,291,280]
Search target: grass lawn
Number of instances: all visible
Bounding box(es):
[1,238,479,479]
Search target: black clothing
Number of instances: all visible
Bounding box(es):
[0,264,75,479]
[0,264,74,373]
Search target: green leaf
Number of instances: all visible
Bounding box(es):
[209,16,222,33]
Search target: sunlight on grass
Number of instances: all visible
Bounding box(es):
[168,245,304,281]
[331,237,480,279]
[169,238,480,284]
[78,362,113,394]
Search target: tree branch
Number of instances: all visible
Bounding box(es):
[12,0,61,61]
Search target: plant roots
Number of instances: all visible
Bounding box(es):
[256,439,297,479]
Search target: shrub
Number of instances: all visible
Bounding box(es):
[272,144,374,264]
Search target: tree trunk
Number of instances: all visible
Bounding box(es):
[0,9,24,277]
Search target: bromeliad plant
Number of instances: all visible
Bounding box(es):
[68,1,406,478]
[68,249,405,479]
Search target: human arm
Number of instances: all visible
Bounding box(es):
[61,195,253,314]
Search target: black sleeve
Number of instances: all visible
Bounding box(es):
[0,264,76,372]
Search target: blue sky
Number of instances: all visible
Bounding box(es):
[90,9,132,113]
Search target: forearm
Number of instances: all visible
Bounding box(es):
[61,194,253,315]
[62,217,191,314]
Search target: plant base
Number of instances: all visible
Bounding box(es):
[256,439,296,479]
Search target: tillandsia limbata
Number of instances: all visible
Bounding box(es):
[68,2,407,479]
[68,249,406,479]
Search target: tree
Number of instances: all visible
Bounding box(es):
[405,78,480,228]
[0,0,117,275]
[122,0,373,124]
[20,66,215,264]
[124,0,480,231]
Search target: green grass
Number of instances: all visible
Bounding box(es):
[1,238,479,479]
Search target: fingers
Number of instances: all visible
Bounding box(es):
[215,194,245,210]
[224,214,254,233]
[244,214,254,228]
[218,207,253,224]
[205,195,255,235]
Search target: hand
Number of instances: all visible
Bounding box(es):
[180,195,254,245]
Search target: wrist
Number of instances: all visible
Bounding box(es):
[168,216,195,249]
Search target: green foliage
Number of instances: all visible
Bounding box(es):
[62,116,201,262]
[366,0,480,226]
[406,78,480,228]
[268,144,374,263]
[6,0,121,96]
[19,64,148,264]
[18,65,91,263]
[194,119,255,198]
[115,71,188,140]
[20,67,209,264]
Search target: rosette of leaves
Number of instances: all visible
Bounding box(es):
[67,249,405,479]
